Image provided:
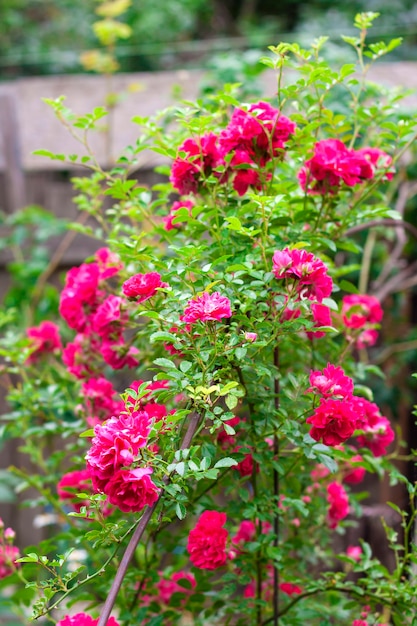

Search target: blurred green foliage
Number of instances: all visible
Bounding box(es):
[2,0,417,77]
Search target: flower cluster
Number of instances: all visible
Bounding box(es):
[169,101,295,198]
[187,510,229,570]
[60,248,141,376]
[299,139,394,195]
[272,247,333,303]
[85,396,162,512]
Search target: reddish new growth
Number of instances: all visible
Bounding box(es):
[272,247,333,303]
[298,139,393,195]
[181,291,232,324]
[187,510,229,570]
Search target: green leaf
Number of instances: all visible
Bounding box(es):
[214,457,238,469]
[153,358,177,369]
[79,429,95,438]
[175,462,185,477]
[225,395,238,410]
[235,347,247,361]
[175,503,186,520]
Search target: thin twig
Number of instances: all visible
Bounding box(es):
[97,412,201,626]
[345,218,417,241]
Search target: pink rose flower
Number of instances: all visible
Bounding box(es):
[156,570,196,605]
[308,363,354,399]
[100,339,139,370]
[0,544,20,579]
[122,272,168,302]
[342,294,383,329]
[272,248,333,302]
[229,149,263,196]
[92,295,128,339]
[104,467,160,513]
[187,510,229,570]
[343,454,366,485]
[95,247,123,280]
[306,303,332,339]
[181,291,232,324]
[347,545,363,561]
[57,469,92,513]
[26,321,62,363]
[81,376,124,425]
[356,147,394,180]
[356,414,395,457]
[219,101,295,161]
[327,481,349,529]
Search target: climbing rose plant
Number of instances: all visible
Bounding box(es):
[2,12,417,626]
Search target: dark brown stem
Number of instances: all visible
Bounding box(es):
[273,346,280,626]
[97,412,201,626]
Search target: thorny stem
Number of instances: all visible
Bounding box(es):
[97,412,201,626]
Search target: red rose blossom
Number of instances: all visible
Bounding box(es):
[279,582,303,596]
[170,133,225,195]
[306,397,358,446]
[187,510,229,570]
[298,139,375,195]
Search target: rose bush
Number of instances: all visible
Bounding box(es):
[1,11,417,626]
